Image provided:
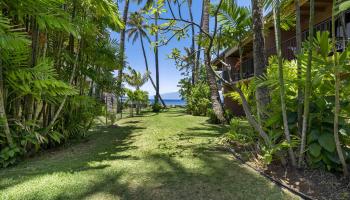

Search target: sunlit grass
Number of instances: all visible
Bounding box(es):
[0,108,299,200]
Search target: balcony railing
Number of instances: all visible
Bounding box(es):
[266,16,349,60]
[222,12,350,83]
[222,59,254,82]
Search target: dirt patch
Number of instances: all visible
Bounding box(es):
[227,142,350,200]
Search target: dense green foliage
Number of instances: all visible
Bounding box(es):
[0,0,123,167]
[182,82,211,116]
[225,32,350,171]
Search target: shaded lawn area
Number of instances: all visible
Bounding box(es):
[0,108,299,200]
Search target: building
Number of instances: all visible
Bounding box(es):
[214,0,349,116]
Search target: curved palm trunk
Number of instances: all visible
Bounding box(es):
[209,64,271,145]
[295,0,303,135]
[117,0,130,113]
[332,0,348,176]
[298,0,314,168]
[252,0,269,121]
[139,35,166,107]
[203,0,226,123]
[0,61,14,146]
[234,86,270,145]
[273,1,296,167]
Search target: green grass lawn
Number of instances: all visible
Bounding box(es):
[0,108,299,200]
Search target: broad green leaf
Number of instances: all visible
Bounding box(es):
[339,1,350,13]
[318,133,336,152]
[307,129,319,143]
[309,143,322,157]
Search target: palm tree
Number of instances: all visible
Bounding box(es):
[203,0,226,123]
[251,0,269,121]
[0,14,30,146]
[217,0,251,81]
[298,0,315,168]
[154,0,161,105]
[195,0,205,83]
[117,0,153,113]
[272,0,297,166]
[126,12,167,107]
[116,0,130,113]
[124,68,149,115]
[187,0,196,85]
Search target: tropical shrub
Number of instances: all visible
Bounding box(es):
[227,117,256,145]
[185,82,211,116]
[152,102,162,113]
[207,109,221,124]
[255,32,350,170]
[0,0,123,167]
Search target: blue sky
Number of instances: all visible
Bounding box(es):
[111,0,250,96]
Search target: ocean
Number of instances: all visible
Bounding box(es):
[149,99,186,106]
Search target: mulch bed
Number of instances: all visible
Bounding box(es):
[225,141,350,200]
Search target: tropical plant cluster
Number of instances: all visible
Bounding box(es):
[220,0,350,176]
[0,0,123,167]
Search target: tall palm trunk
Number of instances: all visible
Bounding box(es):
[139,35,167,107]
[117,0,130,112]
[154,4,160,103]
[187,0,196,85]
[332,0,348,176]
[195,0,205,83]
[25,17,39,122]
[251,0,269,121]
[273,0,296,167]
[203,0,226,123]
[295,0,303,135]
[298,0,314,168]
[0,61,14,146]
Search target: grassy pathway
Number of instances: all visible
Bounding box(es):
[0,109,299,200]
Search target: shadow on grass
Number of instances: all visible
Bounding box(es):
[0,124,145,191]
[185,123,229,137]
[68,150,291,200]
[0,112,295,200]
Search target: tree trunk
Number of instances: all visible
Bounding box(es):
[233,86,270,145]
[332,0,349,176]
[188,0,196,85]
[154,2,160,104]
[252,0,269,121]
[273,0,297,167]
[210,61,271,146]
[203,0,226,123]
[25,16,39,123]
[105,95,108,125]
[298,0,314,168]
[0,60,14,146]
[117,0,130,113]
[195,0,205,83]
[295,0,303,136]
[130,101,134,117]
[140,35,166,107]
